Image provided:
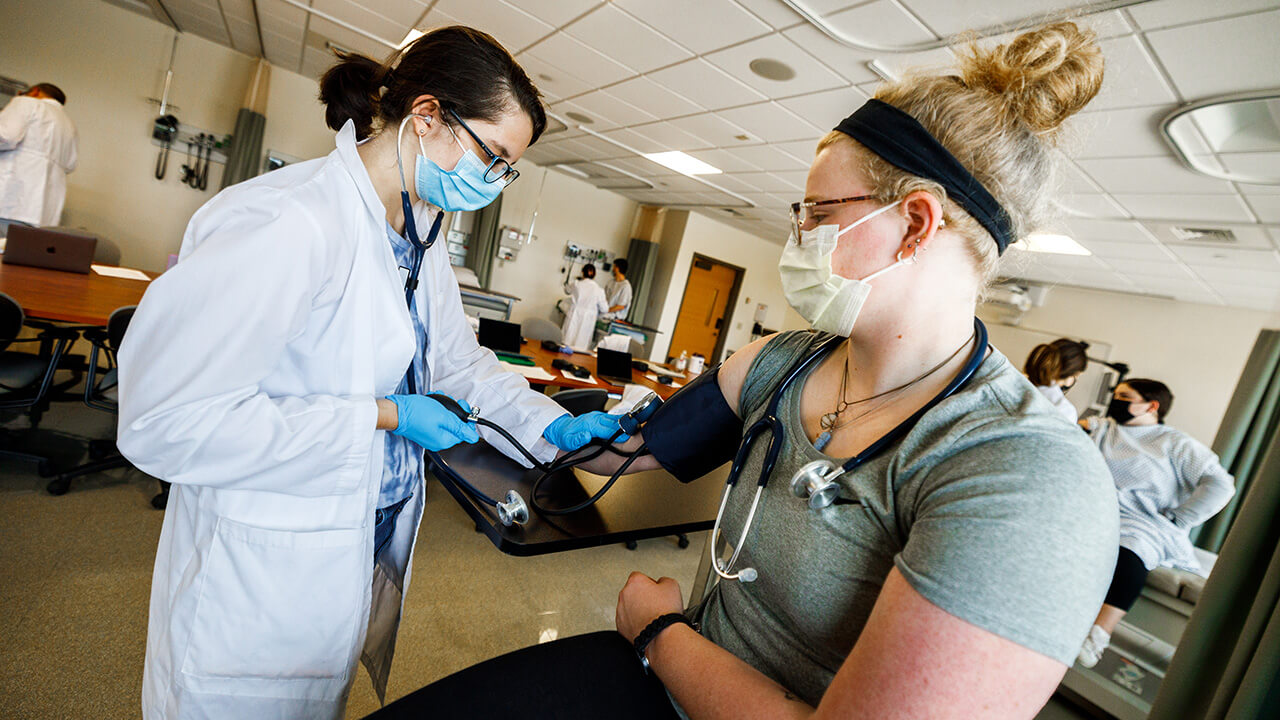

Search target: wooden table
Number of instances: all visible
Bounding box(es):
[0,259,151,326]
[515,339,689,400]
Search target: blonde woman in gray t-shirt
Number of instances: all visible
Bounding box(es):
[370,22,1120,720]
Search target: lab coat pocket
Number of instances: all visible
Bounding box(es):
[181,518,365,689]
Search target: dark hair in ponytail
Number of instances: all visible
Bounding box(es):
[1124,378,1173,423]
[1024,338,1089,386]
[319,25,545,144]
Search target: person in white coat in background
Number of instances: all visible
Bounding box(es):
[1023,338,1089,423]
[117,27,626,720]
[562,262,609,348]
[0,83,77,226]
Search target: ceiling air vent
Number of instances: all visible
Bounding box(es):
[1170,227,1237,244]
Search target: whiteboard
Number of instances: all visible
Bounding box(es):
[984,321,1116,417]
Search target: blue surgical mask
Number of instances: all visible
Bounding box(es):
[397,114,503,212]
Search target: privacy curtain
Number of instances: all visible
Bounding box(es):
[1195,329,1280,552]
[466,195,502,289]
[221,59,270,189]
[1147,425,1280,719]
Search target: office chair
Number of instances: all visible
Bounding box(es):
[521,317,563,344]
[0,292,77,475]
[551,387,608,415]
[46,307,138,497]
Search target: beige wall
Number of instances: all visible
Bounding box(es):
[650,211,807,364]
[979,287,1276,446]
[1,0,334,272]
[488,164,638,327]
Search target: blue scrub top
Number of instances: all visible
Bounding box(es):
[378,223,430,509]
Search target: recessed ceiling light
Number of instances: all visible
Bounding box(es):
[643,151,723,176]
[398,29,423,49]
[749,58,795,82]
[1010,233,1091,256]
[565,111,594,124]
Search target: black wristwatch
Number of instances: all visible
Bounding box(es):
[633,613,695,673]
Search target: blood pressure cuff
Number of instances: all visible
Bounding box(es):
[643,364,743,483]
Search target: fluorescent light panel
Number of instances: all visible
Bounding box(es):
[1011,233,1092,256]
[643,151,722,176]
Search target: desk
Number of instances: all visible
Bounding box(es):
[429,442,727,556]
[0,259,151,325]
[515,340,688,400]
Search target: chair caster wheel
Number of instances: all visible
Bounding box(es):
[46,477,70,495]
[625,540,638,550]
[677,534,690,549]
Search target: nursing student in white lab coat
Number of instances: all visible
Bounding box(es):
[0,83,77,226]
[1023,338,1089,423]
[562,263,609,348]
[117,27,625,720]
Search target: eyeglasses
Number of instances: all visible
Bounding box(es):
[789,195,877,233]
[446,108,519,186]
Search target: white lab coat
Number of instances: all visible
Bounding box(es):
[562,277,608,348]
[0,96,77,226]
[117,120,566,720]
[1036,384,1079,423]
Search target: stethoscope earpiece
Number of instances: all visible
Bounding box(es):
[790,459,842,510]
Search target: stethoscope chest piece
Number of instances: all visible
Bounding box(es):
[791,459,842,510]
[496,490,529,527]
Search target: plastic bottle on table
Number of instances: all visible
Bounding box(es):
[675,350,688,372]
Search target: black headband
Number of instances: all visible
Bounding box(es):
[834,99,1014,255]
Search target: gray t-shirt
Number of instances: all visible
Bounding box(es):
[689,331,1118,708]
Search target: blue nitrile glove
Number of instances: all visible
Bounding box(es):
[543,411,631,452]
[386,394,481,451]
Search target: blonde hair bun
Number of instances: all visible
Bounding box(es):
[959,21,1105,136]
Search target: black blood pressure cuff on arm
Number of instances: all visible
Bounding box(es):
[643,365,744,483]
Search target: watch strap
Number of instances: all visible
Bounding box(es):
[633,613,694,672]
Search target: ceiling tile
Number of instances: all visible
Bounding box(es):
[1055,193,1130,219]
[776,24,878,86]
[1169,245,1280,270]
[650,174,714,193]
[509,0,601,28]
[1062,218,1156,243]
[1122,263,1199,280]
[556,91,656,129]
[666,113,753,148]
[363,0,426,28]
[1244,195,1280,223]
[1088,35,1178,111]
[226,17,261,55]
[648,59,767,112]
[1193,265,1280,288]
[705,34,848,97]
[430,2,553,52]
[818,0,938,49]
[1220,152,1280,185]
[516,54,592,100]
[707,173,767,194]
[718,102,823,143]
[686,148,764,173]
[258,0,307,27]
[606,77,703,119]
[565,4,692,73]
[612,0,771,54]
[1142,221,1276,250]
[312,0,407,44]
[734,0,806,29]
[727,143,810,171]
[735,173,800,193]
[774,138,821,164]
[777,85,867,132]
[522,34,633,89]
[1214,285,1280,311]
[1076,156,1238,195]
[307,17,388,58]
[627,121,712,151]
[1073,106,1177,159]
[218,0,255,22]
[1079,239,1177,263]
[1145,10,1280,98]
[1127,0,1280,30]
[1059,161,1104,194]
[1111,193,1256,223]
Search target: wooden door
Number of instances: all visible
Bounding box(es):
[668,256,740,362]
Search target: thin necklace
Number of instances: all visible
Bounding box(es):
[814,331,976,452]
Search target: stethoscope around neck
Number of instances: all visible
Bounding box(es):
[394,114,443,396]
[711,318,989,584]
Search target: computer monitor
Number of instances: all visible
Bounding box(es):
[4,225,97,274]
[595,348,634,386]
[478,318,523,354]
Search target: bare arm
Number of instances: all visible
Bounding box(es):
[618,569,1066,720]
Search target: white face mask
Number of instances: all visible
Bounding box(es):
[778,200,904,336]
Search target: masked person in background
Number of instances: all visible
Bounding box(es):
[562,263,609,348]
[1075,379,1235,668]
[1024,338,1090,423]
[117,26,625,720]
[367,22,1121,720]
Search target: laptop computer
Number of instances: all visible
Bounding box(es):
[595,348,635,386]
[4,225,97,274]
[478,318,532,362]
